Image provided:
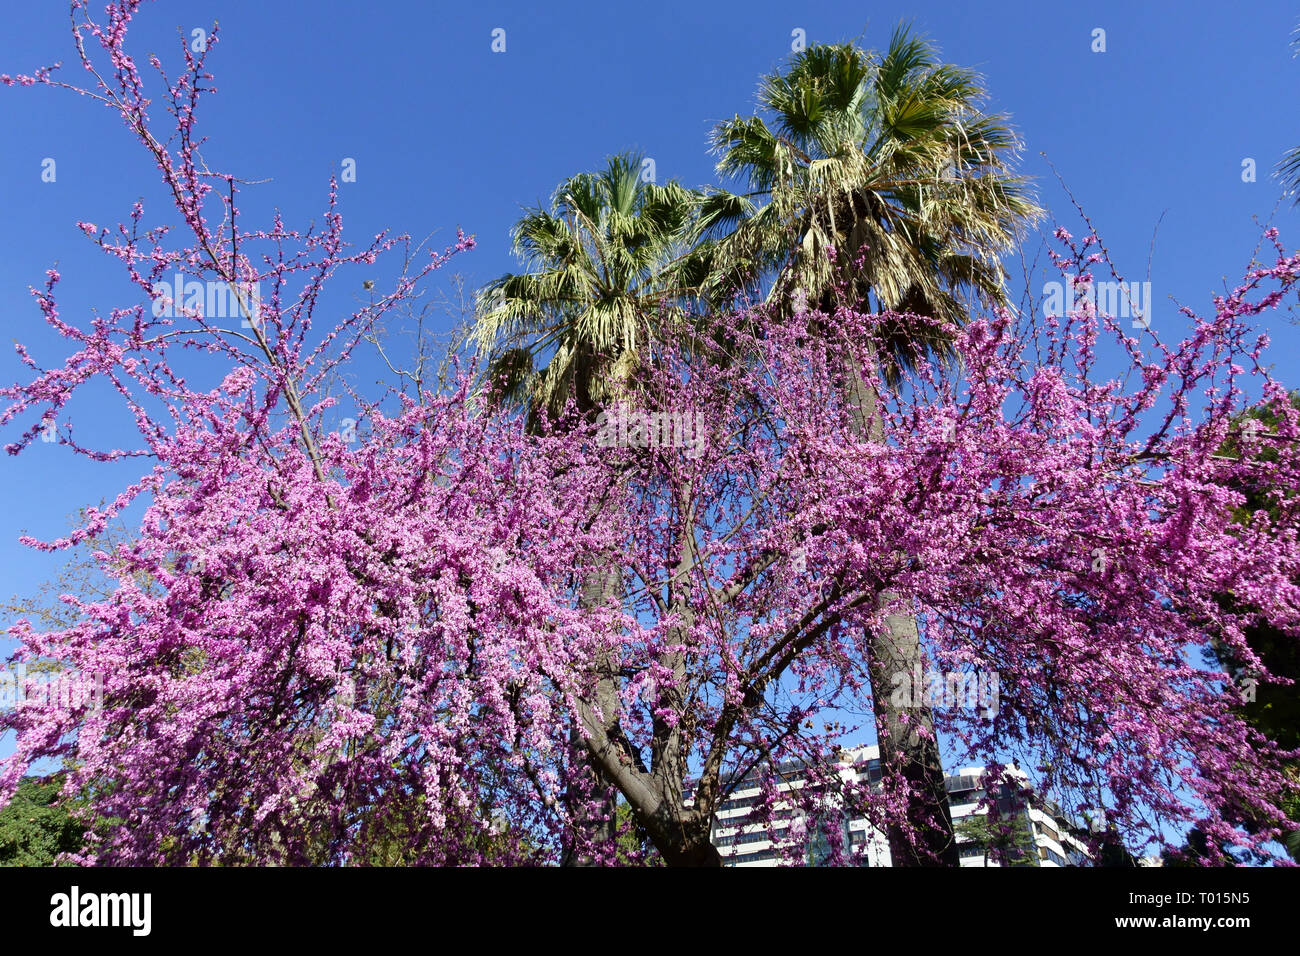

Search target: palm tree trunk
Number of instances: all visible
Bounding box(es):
[845,347,960,866]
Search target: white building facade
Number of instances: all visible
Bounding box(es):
[697,745,1091,867]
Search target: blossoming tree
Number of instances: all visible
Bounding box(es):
[3,1,1299,866]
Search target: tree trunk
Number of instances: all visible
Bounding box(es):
[562,558,623,866]
[845,345,959,867]
[865,600,960,865]
[660,835,722,867]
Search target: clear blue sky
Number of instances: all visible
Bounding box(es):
[1,0,1298,788]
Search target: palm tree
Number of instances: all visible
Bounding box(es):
[700,26,1038,331]
[473,152,704,424]
[471,152,705,864]
[698,26,1042,865]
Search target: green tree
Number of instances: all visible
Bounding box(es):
[472,152,705,423]
[0,774,87,866]
[697,26,1041,865]
[614,800,661,865]
[697,27,1038,335]
[954,810,1038,867]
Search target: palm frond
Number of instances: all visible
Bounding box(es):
[472,150,709,425]
[703,22,1042,378]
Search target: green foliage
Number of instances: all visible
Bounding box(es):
[954,811,1038,866]
[472,151,707,423]
[614,800,661,865]
[0,774,87,866]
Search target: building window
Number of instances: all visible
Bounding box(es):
[1034,821,1059,843]
[1037,846,1066,866]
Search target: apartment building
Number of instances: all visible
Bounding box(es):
[693,745,1091,867]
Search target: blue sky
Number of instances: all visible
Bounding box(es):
[1,0,1298,814]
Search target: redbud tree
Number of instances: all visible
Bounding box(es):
[3,1,1299,866]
